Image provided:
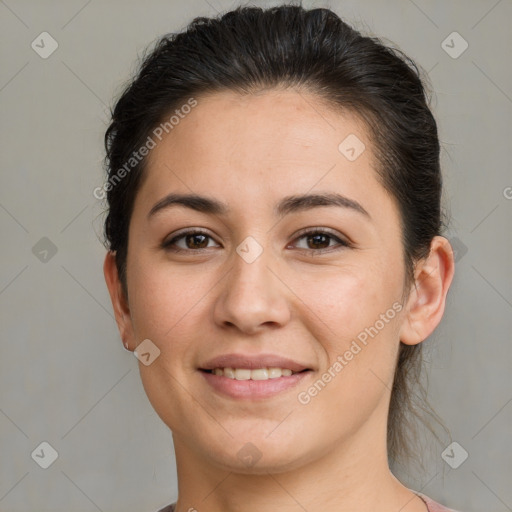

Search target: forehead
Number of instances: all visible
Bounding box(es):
[135,88,396,224]
[150,89,369,165]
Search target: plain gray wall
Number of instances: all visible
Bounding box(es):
[1,1,511,511]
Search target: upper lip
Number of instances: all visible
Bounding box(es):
[200,353,312,372]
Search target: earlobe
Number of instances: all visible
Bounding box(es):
[399,236,455,346]
[103,251,135,352]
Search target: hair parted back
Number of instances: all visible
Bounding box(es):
[103,3,450,471]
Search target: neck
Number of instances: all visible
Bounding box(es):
[170,414,426,512]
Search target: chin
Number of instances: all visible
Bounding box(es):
[199,435,315,475]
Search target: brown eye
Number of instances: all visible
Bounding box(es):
[291,229,350,253]
[184,233,209,249]
[305,233,331,250]
[162,230,219,252]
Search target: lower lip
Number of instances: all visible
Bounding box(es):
[200,370,311,400]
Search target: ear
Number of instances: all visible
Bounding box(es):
[399,236,455,346]
[103,251,136,352]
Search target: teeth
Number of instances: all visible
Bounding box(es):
[234,368,251,380]
[268,367,282,379]
[210,367,298,380]
[223,367,235,379]
[251,369,268,380]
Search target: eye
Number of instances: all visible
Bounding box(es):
[289,228,351,253]
[162,227,351,254]
[162,229,220,252]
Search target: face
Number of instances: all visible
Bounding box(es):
[109,89,416,473]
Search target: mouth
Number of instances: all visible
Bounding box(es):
[198,353,314,399]
[200,367,309,380]
[199,365,312,400]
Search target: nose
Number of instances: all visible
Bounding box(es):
[213,241,291,335]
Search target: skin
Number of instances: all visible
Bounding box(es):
[104,89,454,512]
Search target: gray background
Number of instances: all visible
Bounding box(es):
[1,0,511,511]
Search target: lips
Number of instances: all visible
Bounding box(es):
[199,353,312,373]
[198,353,314,399]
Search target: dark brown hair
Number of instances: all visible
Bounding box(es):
[102,4,449,471]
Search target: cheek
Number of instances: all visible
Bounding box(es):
[292,262,401,401]
[127,258,211,346]
[292,261,397,347]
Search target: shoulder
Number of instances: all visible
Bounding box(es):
[154,496,463,512]
[414,491,461,512]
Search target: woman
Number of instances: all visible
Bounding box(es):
[102,5,459,511]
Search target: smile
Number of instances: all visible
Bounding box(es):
[200,368,311,400]
[206,367,302,380]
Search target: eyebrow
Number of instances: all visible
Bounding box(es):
[147,192,371,220]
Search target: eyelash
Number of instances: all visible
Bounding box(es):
[161,228,351,254]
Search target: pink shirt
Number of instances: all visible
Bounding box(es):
[156,492,460,512]
[414,491,461,511]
